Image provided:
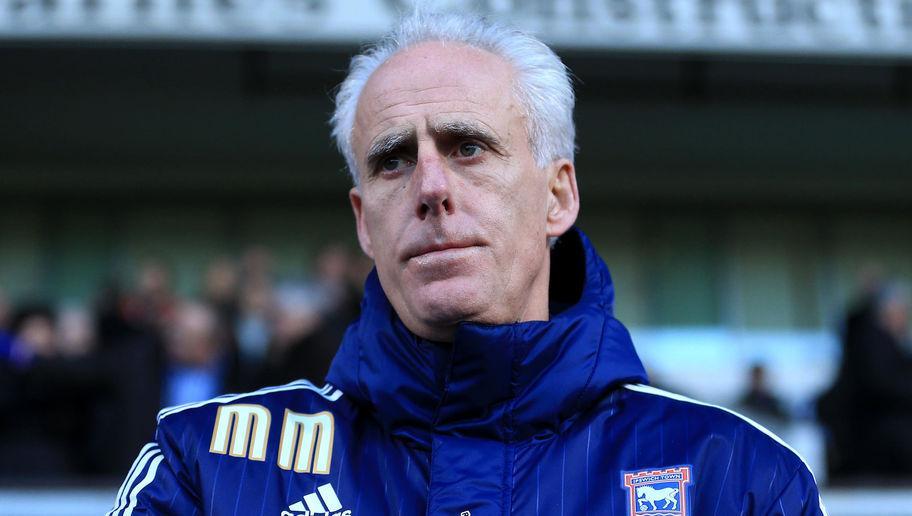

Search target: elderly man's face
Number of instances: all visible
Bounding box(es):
[349,42,577,341]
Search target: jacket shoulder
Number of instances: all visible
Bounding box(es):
[108,381,350,515]
[617,384,826,514]
[621,383,813,471]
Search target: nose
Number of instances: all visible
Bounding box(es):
[414,153,454,220]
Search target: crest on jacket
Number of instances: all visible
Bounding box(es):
[622,465,692,516]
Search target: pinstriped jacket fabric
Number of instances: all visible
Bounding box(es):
[109,228,827,516]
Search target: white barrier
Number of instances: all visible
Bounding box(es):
[0,488,116,516]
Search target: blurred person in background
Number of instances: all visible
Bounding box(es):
[738,362,790,433]
[202,256,244,391]
[124,258,179,334]
[311,243,353,312]
[0,297,165,479]
[302,243,369,371]
[57,305,96,358]
[95,280,142,348]
[203,256,241,330]
[842,263,885,364]
[232,246,278,388]
[90,272,167,475]
[256,243,369,386]
[819,280,912,479]
[256,284,324,386]
[241,245,275,288]
[234,267,276,390]
[1,304,56,364]
[0,304,98,479]
[161,301,229,407]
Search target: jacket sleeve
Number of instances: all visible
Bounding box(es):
[761,465,828,516]
[107,432,202,515]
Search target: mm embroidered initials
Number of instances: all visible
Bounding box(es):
[209,404,271,461]
[277,409,335,474]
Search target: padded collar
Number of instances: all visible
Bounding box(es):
[326,228,647,448]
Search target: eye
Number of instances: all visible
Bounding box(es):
[457,142,483,158]
[378,156,413,174]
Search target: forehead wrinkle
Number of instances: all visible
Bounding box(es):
[369,98,491,127]
[371,86,493,117]
[376,84,465,99]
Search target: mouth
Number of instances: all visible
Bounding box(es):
[404,240,482,262]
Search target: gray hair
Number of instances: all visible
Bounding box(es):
[330,10,576,185]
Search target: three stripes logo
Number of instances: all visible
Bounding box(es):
[281,483,350,516]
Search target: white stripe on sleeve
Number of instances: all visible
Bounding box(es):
[123,454,164,516]
[107,444,161,516]
[156,380,341,422]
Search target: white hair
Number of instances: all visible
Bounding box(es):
[330,10,576,185]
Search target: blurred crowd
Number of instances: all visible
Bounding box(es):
[0,244,371,482]
[0,247,910,486]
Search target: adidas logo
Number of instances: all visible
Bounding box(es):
[281,483,351,516]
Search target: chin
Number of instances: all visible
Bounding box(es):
[408,275,492,326]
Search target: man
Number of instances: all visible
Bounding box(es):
[819,282,912,477]
[110,11,826,516]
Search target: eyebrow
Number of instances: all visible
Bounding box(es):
[365,127,416,171]
[430,119,504,151]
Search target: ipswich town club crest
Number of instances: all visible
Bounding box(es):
[622,465,692,516]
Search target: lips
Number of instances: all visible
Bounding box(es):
[403,239,482,261]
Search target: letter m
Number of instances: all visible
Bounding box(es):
[209,404,271,461]
[277,409,334,474]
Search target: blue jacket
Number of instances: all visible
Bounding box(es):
[109,228,826,516]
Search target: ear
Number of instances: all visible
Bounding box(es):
[545,158,579,238]
[349,187,374,259]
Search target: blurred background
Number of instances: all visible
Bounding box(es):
[1,0,911,514]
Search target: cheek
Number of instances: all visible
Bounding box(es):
[502,170,550,231]
[363,206,389,251]
[362,190,405,260]
[473,172,549,268]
